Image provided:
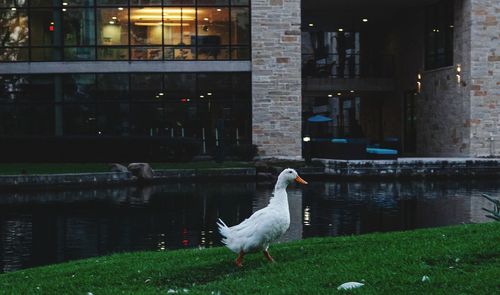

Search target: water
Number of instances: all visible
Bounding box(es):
[0,179,498,273]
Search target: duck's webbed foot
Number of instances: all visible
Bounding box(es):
[263,250,275,263]
[235,250,245,267]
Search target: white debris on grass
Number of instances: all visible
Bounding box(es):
[337,282,364,290]
[167,289,177,294]
[422,275,430,282]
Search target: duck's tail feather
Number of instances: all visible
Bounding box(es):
[217,218,230,245]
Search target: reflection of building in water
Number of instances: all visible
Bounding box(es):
[0,218,32,273]
[302,181,500,239]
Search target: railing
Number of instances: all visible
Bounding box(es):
[302,53,395,78]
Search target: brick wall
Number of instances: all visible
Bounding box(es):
[469,0,500,156]
[251,0,302,158]
[417,0,472,156]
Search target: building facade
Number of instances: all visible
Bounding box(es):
[0,0,498,161]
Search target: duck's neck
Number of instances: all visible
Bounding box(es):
[271,178,289,207]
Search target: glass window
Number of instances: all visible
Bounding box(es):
[164,0,195,5]
[30,9,62,46]
[97,46,128,60]
[164,46,195,60]
[31,47,62,61]
[197,7,229,44]
[0,9,29,47]
[30,0,55,7]
[64,47,95,60]
[197,0,228,5]
[97,7,129,46]
[425,0,454,70]
[0,0,27,7]
[231,0,249,5]
[130,7,162,45]
[130,0,162,6]
[231,7,248,45]
[63,8,95,46]
[131,47,162,60]
[164,73,195,99]
[130,73,162,100]
[95,73,129,100]
[63,103,97,135]
[96,0,128,6]
[64,0,94,6]
[0,47,29,61]
[63,74,96,102]
[163,7,195,45]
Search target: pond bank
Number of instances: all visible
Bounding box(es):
[0,222,498,294]
[2,158,500,189]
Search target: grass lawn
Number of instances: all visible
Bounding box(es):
[0,223,498,294]
[0,162,254,176]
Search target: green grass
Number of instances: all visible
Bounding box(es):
[0,162,254,176]
[1,223,498,294]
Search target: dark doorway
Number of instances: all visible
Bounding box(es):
[403,91,417,153]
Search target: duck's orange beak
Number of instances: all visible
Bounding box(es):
[295,176,308,185]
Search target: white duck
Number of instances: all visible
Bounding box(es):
[217,168,308,267]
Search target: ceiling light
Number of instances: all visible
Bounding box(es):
[207,92,212,96]
[203,17,209,21]
[449,25,454,28]
[328,94,333,97]
[109,21,115,24]
[62,8,66,11]
[216,8,222,12]
[62,2,68,5]
[337,92,342,96]
[338,28,343,32]
[118,7,124,10]
[308,23,314,27]
[350,90,355,93]
[112,16,117,20]
[200,95,205,98]
[10,7,16,11]
[362,18,368,22]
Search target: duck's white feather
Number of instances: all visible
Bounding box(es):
[218,170,297,254]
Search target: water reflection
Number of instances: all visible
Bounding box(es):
[0,179,498,272]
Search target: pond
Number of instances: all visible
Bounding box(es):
[0,179,498,273]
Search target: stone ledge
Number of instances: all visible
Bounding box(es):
[318,158,500,178]
[0,168,257,190]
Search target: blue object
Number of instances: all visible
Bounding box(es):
[307,114,333,122]
[331,138,348,143]
[366,148,398,155]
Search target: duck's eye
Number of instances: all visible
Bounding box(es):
[288,171,292,173]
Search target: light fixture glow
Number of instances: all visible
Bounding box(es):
[112,16,117,20]
[350,90,355,93]
[303,136,311,142]
[62,2,68,5]
[203,17,209,21]
[159,92,164,96]
[200,95,205,98]
[11,7,16,11]
[328,94,333,97]
[308,23,314,27]
[337,92,342,96]
[118,7,124,10]
[207,92,212,96]
[362,18,368,22]
[109,21,115,24]
[62,8,66,11]
[216,8,222,12]
[338,28,344,32]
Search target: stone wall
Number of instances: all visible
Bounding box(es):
[417,0,472,156]
[469,0,500,156]
[251,0,302,158]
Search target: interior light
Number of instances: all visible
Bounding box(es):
[10,7,16,11]
[109,21,115,24]
[207,92,212,96]
[350,90,355,93]
[112,16,117,20]
[200,95,205,98]
[337,92,342,96]
[362,18,368,22]
[216,8,222,12]
[338,28,343,32]
[62,8,66,11]
[328,94,333,97]
[203,17,209,21]
[62,2,68,5]
[50,21,54,25]
[308,23,314,27]
[159,92,164,96]
[303,136,311,142]
[449,25,454,28]
[118,7,124,10]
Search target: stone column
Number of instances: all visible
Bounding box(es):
[251,0,302,158]
[468,0,500,157]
